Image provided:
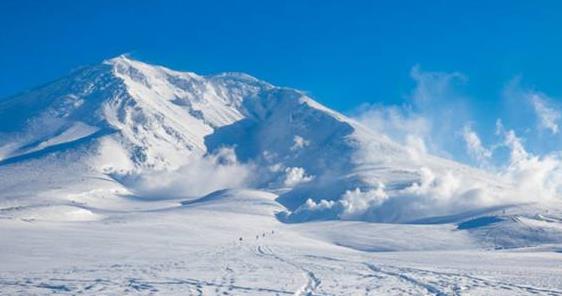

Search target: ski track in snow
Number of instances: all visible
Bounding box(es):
[255,244,321,296]
[1,239,562,295]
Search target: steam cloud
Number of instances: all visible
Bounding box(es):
[121,147,254,199]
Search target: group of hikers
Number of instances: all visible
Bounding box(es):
[238,230,275,242]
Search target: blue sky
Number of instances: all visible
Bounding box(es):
[1,0,561,165]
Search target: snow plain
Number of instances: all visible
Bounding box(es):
[1,188,562,295]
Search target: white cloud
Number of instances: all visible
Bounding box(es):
[498,128,562,202]
[283,167,314,187]
[353,66,470,160]
[404,134,428,161]
[339,184,388,219]
[354,104,429,142]
[290,135,310,151]
[462,124,492,166]
[286,184,389,221]
[503,129,528,164]
[283,167,493,223]
[502,78,561,136]
[120,147,254,199]
[531,94,560,134]
[409,65,466,107]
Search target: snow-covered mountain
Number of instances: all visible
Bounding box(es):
[0,56,557,225]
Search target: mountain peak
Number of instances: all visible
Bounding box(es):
[104,53,133,63]
[105,55,201,80]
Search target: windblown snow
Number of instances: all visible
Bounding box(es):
[1,56,561,295]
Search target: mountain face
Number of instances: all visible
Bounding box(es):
[0,56,512,222]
